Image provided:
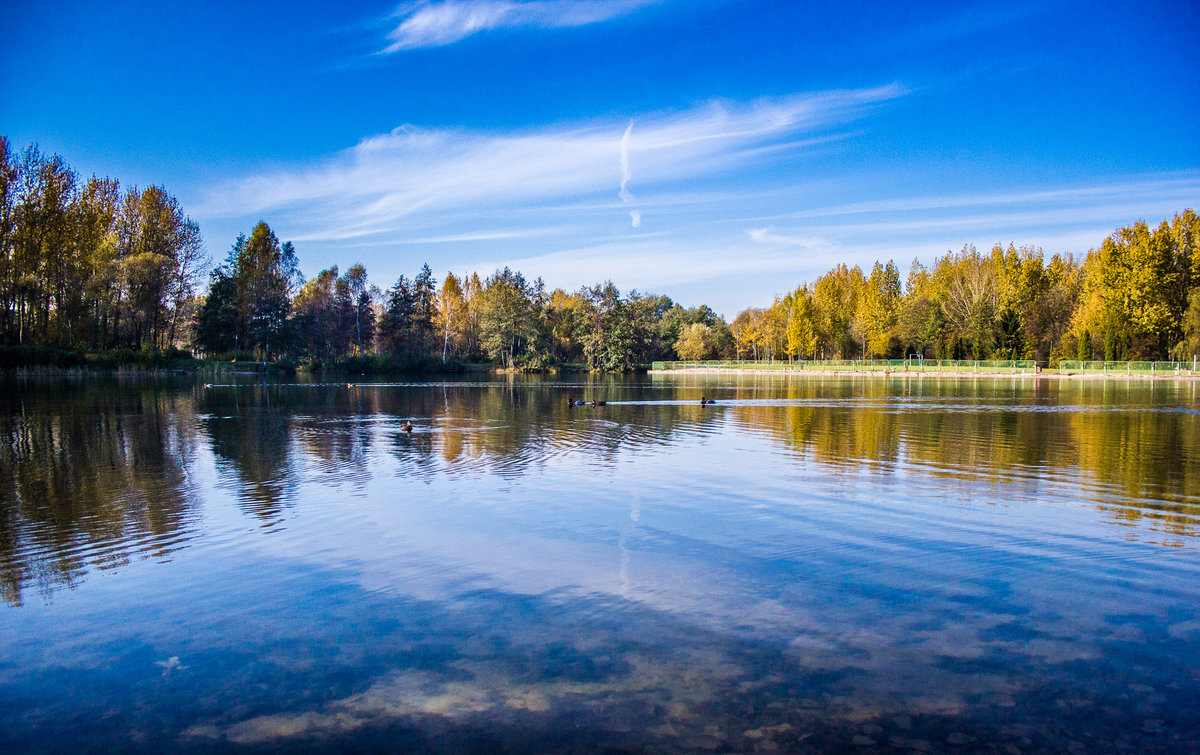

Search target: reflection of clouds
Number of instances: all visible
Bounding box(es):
[618,491,640,598]
[255,478,795,634]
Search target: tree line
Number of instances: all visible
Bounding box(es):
[5,138,1198,368]
[195,243,734,370]
[732,210,1200,364]
[0,138,206,352]
[0,139,732,369]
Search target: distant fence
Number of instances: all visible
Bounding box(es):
[1056,360,1196,375]
[650,359,1038,373]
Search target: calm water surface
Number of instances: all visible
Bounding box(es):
[1,373,1198,753]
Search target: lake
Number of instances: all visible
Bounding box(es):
[1,373,1198,753]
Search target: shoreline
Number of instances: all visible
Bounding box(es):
[649,368,1200,381]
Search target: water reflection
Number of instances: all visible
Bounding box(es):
[2,374,1199,606]
[0,379,200,604]
[699,374,1200,541]
[1,373,1199,751]
[200,385,299,524]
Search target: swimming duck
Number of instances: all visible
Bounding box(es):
[401,421,413,433]
[700,397,717,405]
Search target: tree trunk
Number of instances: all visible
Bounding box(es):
[167,299,180,348]
[355,304,362,366]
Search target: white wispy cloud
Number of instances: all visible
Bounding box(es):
[746,228,833,250]
[742,175,1200,259]
[478,237,811,291]
[191,79,1197,316]
[198,85,906,243]
[381,0,660,52]
[764,175,1200,223]
[730,175,1200,299]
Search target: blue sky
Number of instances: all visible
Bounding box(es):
[4,0,1198,315]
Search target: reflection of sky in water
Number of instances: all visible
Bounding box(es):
[1,375,1199,752]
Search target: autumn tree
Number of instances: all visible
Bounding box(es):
[935,246,998,358]
[856,260,901,357]
[232,222,298,361]
[118,186,205,350]
[731,308,763,360]
[0,138,15,340]
[1065,212,1200,360]
[675,322,719,360]
[657,301,730,360]
[13,145,76,344]
[545,287,587,363]
[785,286,818,360]
[479,267,536,368]
[343,263,372,361]
[811,263,864,358]
[1176,288,1200,361]
[290,267,350,363]
[74,177,121,348]
[436,272,467,363]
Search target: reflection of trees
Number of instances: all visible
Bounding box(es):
[200,384,297,522]
[0,380,199,605]
[698,373,1199,541]
[1064,383,1200,539]
[8,374,1194,606]
[197,379,697,491]
[294,388,375,492]
[383,377,723,478]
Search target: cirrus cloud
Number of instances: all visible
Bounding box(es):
[381,0,663,52]
[197,84,907,244]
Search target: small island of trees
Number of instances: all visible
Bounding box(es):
[2,137,1198,371]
